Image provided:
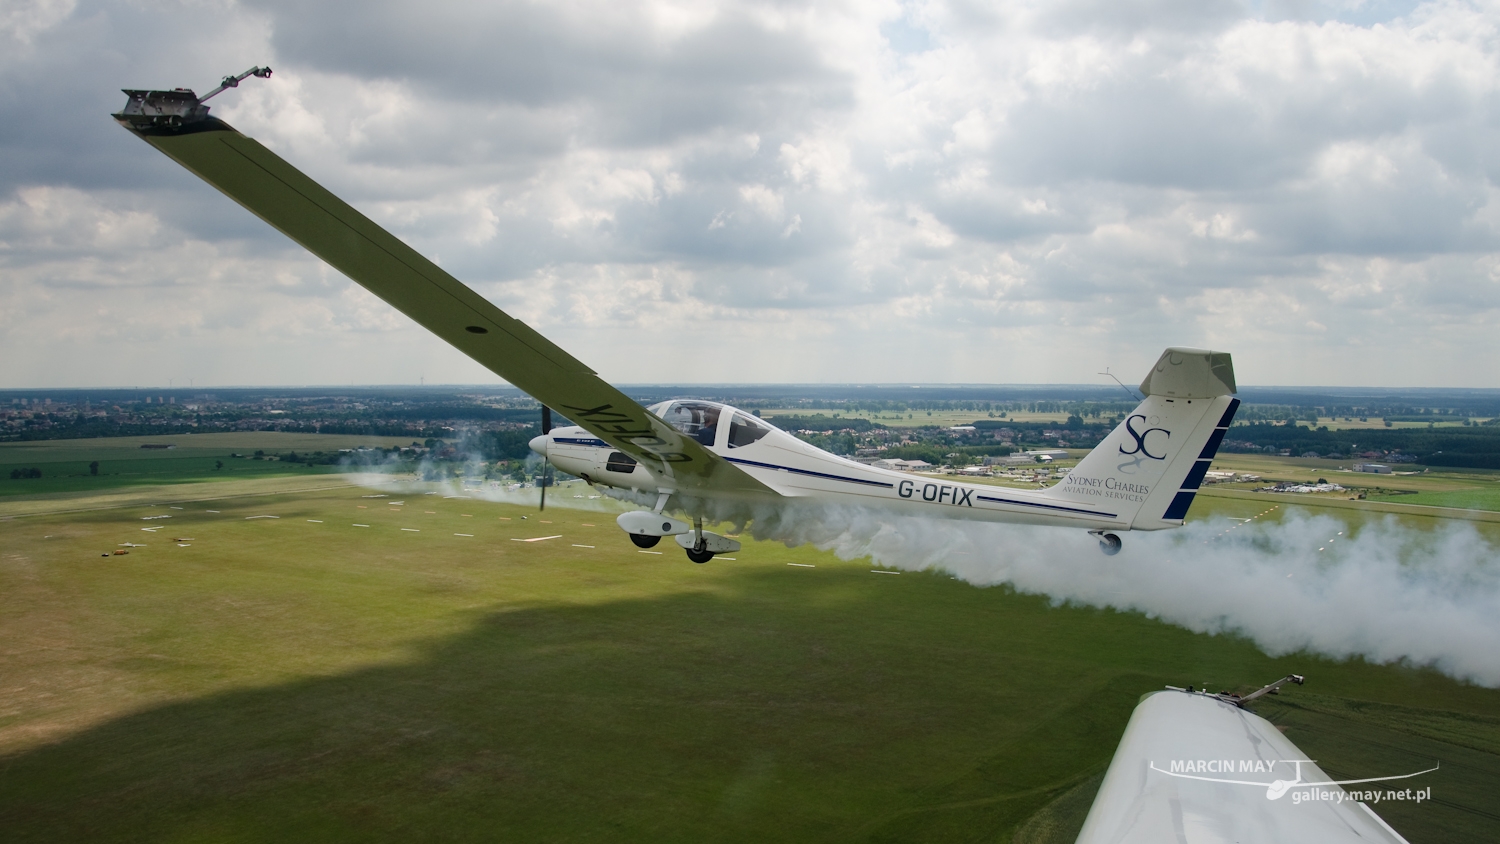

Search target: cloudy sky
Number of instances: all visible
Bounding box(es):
[2,0,1498,388]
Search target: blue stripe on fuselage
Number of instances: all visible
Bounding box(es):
[723,456,894,488]
[725,456,1115,519]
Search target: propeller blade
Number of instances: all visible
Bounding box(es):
[539,405,553,511]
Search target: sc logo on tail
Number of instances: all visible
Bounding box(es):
[1117,415,1169,474]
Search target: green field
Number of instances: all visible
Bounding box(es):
[1,477,1497,842]
[0,433,416,498]
[1367,487,1500,512]
[1199,452,1500,513]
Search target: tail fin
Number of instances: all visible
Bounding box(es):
[1046,348,1239,530]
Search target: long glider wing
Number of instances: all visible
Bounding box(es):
[113,88,771,497]
[1078,687,1412,843]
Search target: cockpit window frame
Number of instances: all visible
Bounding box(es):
[727,412,772,449]
[657,401,725,449]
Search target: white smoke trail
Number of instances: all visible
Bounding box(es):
[759,506,1500,687]
[338,447,1500,685]
[347,451,628,513]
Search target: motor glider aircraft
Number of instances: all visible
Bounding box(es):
[113,74,1240,564]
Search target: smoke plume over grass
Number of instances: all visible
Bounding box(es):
[760,507,1500,687]
[349,451,628,513]
[342,447,1500,686]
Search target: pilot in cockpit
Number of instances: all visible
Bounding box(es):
[662,401,721,447]
[691,405,720,446]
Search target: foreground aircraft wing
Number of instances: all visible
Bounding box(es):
[1078,682,1414,844]
[113,88,771,497]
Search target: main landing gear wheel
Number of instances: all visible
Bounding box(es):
[1098,533,1122,556]
[630,533,661,549]
[685,546,715,564]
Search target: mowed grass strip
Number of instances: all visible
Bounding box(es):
[1369,487,1500,512]
[0,432,415,498]
[0,486,1497,842]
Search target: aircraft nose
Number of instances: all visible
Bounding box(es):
[528,434,549,457]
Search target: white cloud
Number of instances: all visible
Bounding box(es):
[0,0,75,45]
[3,0,1500,386]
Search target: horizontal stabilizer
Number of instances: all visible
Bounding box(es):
[1140,347,1236,399]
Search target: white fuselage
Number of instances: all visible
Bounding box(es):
[532,400,1130,532]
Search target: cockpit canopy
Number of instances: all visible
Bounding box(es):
[646,400,773,449]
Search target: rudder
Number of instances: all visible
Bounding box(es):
[1045,348,1239,529]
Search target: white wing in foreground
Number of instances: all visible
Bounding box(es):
[1078,689,1416,843]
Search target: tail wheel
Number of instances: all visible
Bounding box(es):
[630,533,661,549]
[685,547,715,564]
[1099,533,1122,556]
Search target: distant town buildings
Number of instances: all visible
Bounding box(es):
[1202,470,1261,484]
[871,458,934,471]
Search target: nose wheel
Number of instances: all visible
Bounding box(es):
[630,533,661,549]
[683,515,715,564]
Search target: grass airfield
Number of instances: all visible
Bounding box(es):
[0,433,416,498]
[2,476,1499,841]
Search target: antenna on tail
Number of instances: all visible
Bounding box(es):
[1099,367,1143,401]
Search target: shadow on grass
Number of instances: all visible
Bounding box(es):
[0,567,1161,843]
[1,565,1492,843]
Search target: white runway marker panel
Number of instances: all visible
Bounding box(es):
[1206,506,1279,543]
[787,563,815,568]
[510,535,563,543]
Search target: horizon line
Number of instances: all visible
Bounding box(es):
[4,383,1500,394]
